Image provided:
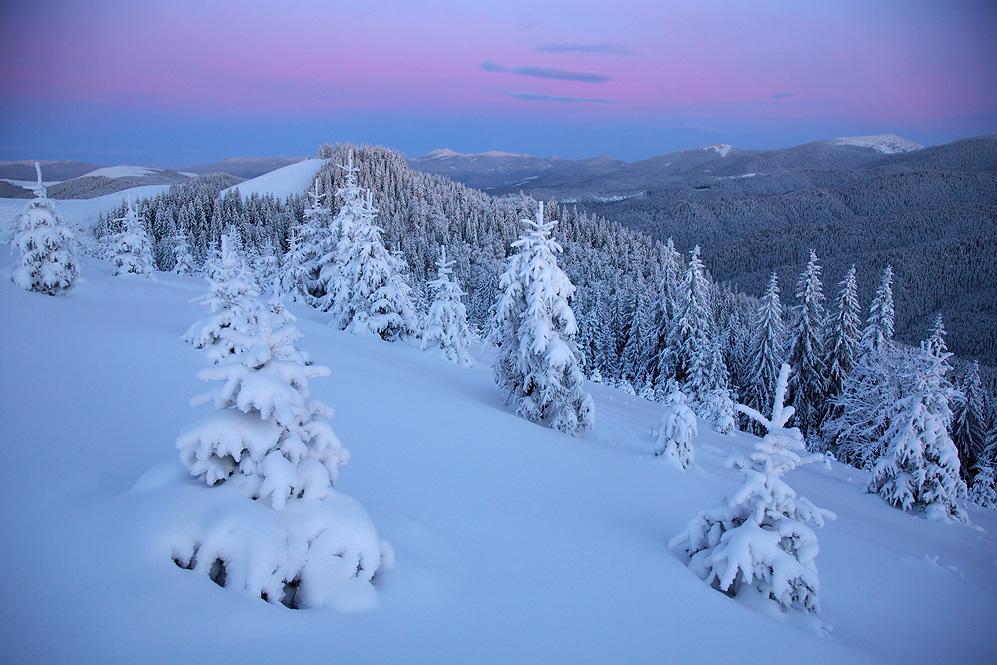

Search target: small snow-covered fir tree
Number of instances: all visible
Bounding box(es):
[665,246,724,403]
[952,360,986,480]
[183,231,260,364]
[329,191,416,340]
[744,273,785,433]
[174,294,389,610]
[868,342,967,522]
[111,199,154,277]
[786,250,828,439]
[823,265,861,408]
[824,345,908,469]
[421,247,474,367]
[171,228,196,275]
[669,364,834,614]
[10,162,78,295]
[969,423,997,508]
[314,160,365,311]
[700,387,738,435]
[252,237,279,291]
[491,201,594,435]
[653,384,698,469]
[178,302,348,510]
[860,265,895,354]
[279,228,311,303]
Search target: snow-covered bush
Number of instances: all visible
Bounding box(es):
[183,231,260,364]
[868,343,968,522]
[111,199,154,277]
[491,201,594,435]
[653,385,697,469]
[10,163,78,295]
[421,247,474,367]
[669,364,834,614]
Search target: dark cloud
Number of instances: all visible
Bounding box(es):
[508,92,614,104]
[771,92,793,99]
[481,61,610,83]
[535,42,635,56]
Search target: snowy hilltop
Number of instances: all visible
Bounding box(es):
[829,133,923,153]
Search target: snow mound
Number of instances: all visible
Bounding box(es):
[82,165,163,179]
[830,133,923,154]
[132,463,390,611]
[704,144,733,157]
[0,185,172,236]
[222,159,330,200]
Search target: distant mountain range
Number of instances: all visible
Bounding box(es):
[411,133,997,367]
[407,133,927,199]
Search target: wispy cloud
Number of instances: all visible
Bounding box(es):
[771,92,793,99]
[481,61,610,83]
[508,92,614,104]
[535,42,635,56]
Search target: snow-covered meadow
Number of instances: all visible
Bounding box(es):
[2,244,995,663]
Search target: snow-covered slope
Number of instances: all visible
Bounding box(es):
[2,253,994,664]
[704,143,733,157]
[0,185,172,235]
[830,133,923,154]
[81,165,164,179]
[222,158,329,199]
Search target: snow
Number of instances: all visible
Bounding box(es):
[81,165,163,179]
[704,143,733,157]
[418,148,530,160]
[2,253,996,663]
[2,178,62,189]
[222,159,330,200]
[830,133,923,154]
[0,185,172,236]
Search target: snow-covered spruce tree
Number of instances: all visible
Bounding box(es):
[183,231,260,364]
[868,342,968,522]
[786,250,828,441]
[10,162,78,295]
[279,228,311,303]
[491,201,594,434]
[743,273,785,433]
[665,246,726,406]
[653,238,684,384]
[421,247,474,367]
[171,228,196,276]
[969,422,997,508]
[175,297,389,609]
[823,265,861,411]
[860,265,895,354]
[824,344,909,469]
[700,386,738,435]
[313,158,366,311]
[251,236,279,291]
[178,302,348,508]
[329,191,416,340]
[669,364,833,614]
[111,199,154,277]
[653,384,698,469]
[952,360,986,481]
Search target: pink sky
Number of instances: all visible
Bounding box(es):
[1,0,995,163]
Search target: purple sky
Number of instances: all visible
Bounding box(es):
[1,0,995,165]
